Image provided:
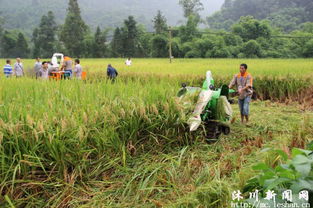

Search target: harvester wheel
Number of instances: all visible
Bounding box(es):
[222,126,231,135]
[205,121,222,143]
[204,121,231,143]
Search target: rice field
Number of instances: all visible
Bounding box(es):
[0,59,313,207]
[3,58,313,77]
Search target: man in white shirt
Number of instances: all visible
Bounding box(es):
[14,58,24,77]
[125,58,132,66]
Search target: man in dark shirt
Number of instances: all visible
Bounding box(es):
[107,64,118,82]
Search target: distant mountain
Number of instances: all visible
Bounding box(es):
[207,0,313,32]
[0,0,223,35]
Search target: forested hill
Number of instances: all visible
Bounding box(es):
[0,0,222,34]
[207,0,313,32]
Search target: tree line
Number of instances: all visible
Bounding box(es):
[208,0,313,32]
[0,0,313,59]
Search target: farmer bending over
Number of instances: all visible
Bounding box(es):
[229,64,253,124]
[107,64,118,82]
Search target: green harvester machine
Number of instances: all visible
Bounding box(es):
[177,71,235,142]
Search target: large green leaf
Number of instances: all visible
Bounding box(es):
[259,171,276,186]
[292,148,312,157]
[276,169,296,180]
[291,155,312,177]
[265,178,291,190]
[253,163,271,171]
[290,179,313,193]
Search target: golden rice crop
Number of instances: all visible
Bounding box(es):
[1,58,313,77]
[0,58,312,207]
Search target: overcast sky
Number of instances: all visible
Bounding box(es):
[202,0,224,15]
[0,0,226,33]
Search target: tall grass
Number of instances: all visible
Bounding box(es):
[0,78,193,206]
[1,58,313,77]
[0,58,312,207]
[87,71,312,102]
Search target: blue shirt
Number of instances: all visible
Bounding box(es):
[107,66,118,78]
[4,64,13,76]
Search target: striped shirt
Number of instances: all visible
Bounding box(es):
[4,64,13,76]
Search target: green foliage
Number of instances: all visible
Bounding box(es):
[152,10,168,34]
[0,16,3,35]
[211,47,232,58]
[301,22,313,34]
[1,31,17,58]
[178,0,203,18]
[0,16,3,57]
[82,33,95,58]
[303,40,313,58]
[32,11,57,58]
[181,42,194,56]
[0,0,184,35]
[244,148,313,204]
[60,0,88,57]
[195,181,231,207]
[1,0,313,59]
[171,38,182,58]
[122,16,139,57]
[242,40,262,58]
[185,50,201,58]
[111,27,123,57]
[32,28,40,58]
[232,16,272,41]
[15,32,30,58]
[151,34,168,57]
[0,31,29,58]
[223,34,243,46]
[179,15,199,43]
[110,17,147,58]
[267,8,307,32]
[93,27,108,58]
[136,27,153,57]
[110,16,141,58]
[193,38,213,57]
[208,0,313,32]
